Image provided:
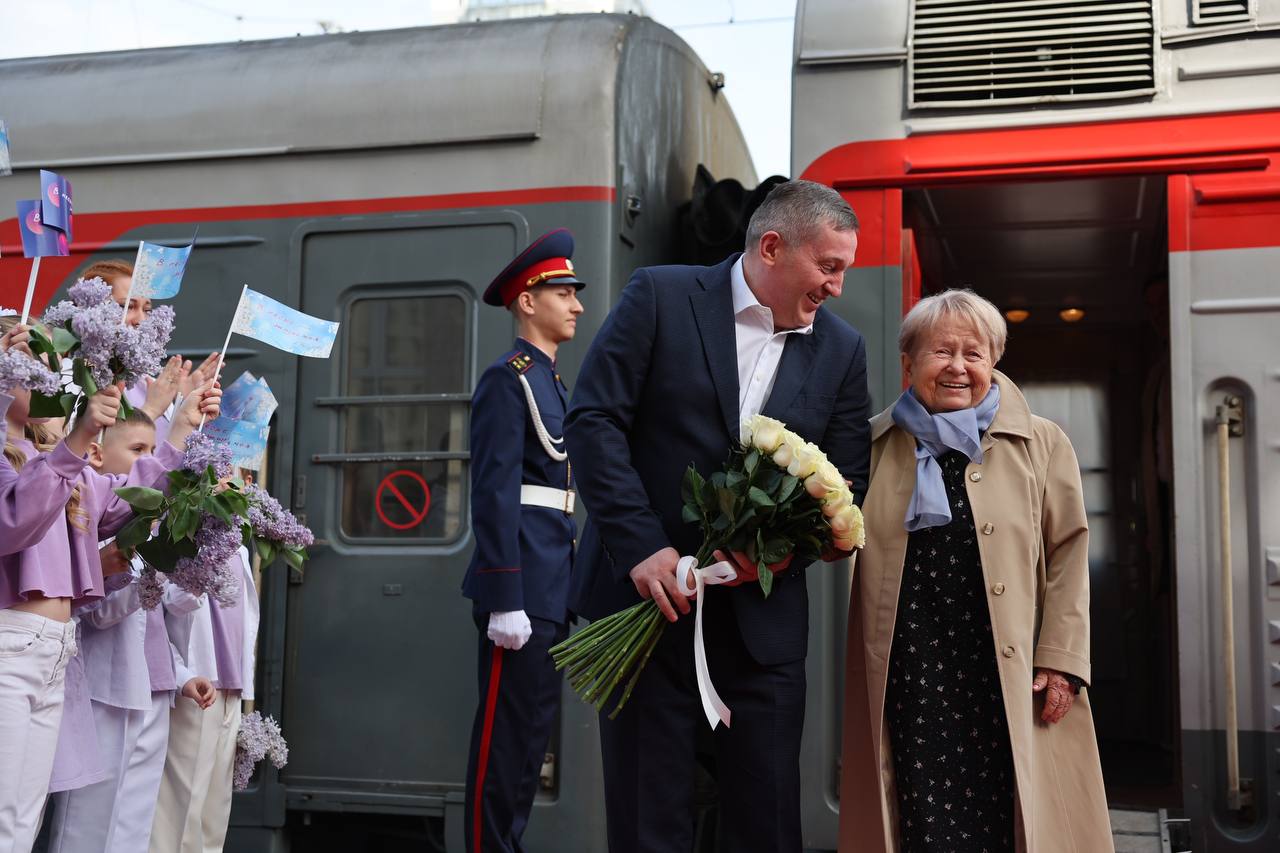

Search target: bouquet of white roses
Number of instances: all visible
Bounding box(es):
[550,415,863,719]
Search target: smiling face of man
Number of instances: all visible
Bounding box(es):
[901,318,995,413]
[749,222,857,331]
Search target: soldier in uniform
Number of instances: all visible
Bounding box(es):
[462,229,585,853]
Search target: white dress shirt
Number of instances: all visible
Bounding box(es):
[731,256,813,425]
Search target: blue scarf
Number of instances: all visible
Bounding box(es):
[891,384,1001,532]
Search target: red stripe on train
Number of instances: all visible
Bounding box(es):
[0,185,615,312]
[800,110,1280,264]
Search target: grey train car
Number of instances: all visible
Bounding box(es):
[794,0,1280,851]
[0,15,754,851]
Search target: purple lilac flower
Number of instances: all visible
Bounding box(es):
[168,513,242,606]
[137,566,165,611]
[244,484,314,548]
[182,432,233,479]
[70,299,126,389]
[118,304,175,382]
[41,300,77,329]
[0,349,60,396]
[234,711,289,791]
[68,277,113,308]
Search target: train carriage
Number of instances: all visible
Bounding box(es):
[0,15,754,850]
[794,1,1280,850]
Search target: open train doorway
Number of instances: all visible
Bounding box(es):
[903,176,1180,810]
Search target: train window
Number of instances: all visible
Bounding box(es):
[339,293,470,543]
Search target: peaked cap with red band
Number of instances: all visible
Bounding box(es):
[483,228,585,307]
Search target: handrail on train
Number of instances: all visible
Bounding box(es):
[1215,394,1246,811]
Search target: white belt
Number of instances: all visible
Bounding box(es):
[520,484,575,515]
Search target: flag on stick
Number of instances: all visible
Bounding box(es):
[131,238,195,300]
[203,416,270,471]
[200,286,339,430]
[39,170,72,240]
[228,286,339,359]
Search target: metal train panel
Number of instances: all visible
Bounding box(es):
[0,14,758,851]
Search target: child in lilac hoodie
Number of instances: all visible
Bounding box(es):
[46,410,217,853]
[0,317,221,851]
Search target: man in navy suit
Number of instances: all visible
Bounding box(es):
[462,229,585,853]
[565,180,871,852]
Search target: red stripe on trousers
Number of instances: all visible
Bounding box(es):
[473,645,505,853]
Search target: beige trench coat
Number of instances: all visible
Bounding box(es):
[838,373,1112,852]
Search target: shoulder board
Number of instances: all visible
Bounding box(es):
[506,353,533,375]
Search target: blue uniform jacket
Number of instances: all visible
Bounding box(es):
[462,339,575,623]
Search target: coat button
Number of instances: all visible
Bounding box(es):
[982,522,994,535]
[992,583,1005,595]
[1002,645,1015,658]
[969,471,982,482]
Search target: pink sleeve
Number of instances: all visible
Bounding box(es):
[93,442,185,540]
[0,395,91,555]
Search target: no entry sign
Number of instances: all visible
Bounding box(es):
[375,470,432,531]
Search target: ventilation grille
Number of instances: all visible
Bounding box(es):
[909,0,1156,108]
[1192,0,1253,26]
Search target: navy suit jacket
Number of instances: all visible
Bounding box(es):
[565,255,871,665]
[462,339,576,623]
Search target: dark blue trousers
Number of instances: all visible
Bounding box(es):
[597,591,806,853]
[464,616,568,853]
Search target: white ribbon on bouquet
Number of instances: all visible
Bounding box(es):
[675,555,738,730]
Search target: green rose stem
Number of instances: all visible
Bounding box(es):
[606,611,664,718]
[581,613,653,704]
[550,535,732,716]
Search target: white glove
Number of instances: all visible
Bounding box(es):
[487,610,532,651]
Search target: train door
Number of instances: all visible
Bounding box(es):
[901,175,1184,820]
[280,211,528,842]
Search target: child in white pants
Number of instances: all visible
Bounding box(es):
[149,545,257,853]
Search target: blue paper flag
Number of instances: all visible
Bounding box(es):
[221,371,278,425]
[0,120,11,177]
[203,416,269,472]
[132,240,193,300]
[230,287,339,358]
[16,200,69,258]
[39,170,72,240]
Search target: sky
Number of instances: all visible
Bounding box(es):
[0,0,797,179]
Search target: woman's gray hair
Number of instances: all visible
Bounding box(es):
[898,289,1008,362]
[745,180,858,248]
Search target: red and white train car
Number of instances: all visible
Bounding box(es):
[794,1,1280,850]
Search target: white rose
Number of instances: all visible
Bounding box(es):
[805,460,846,500]
[786,441,823,480]
[772,440,794,469]
[821,488,852,517]
[829,504,860,537]
[772,431,802,468]
[748,415,786,454]
[832,537,857,552]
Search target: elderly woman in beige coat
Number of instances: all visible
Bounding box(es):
[838,290,1111,852]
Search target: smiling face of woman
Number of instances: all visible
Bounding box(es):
[901,318,994,413]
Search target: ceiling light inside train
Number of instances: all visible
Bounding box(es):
[1059,308,1086,323]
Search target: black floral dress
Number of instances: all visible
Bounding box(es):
[885,450,1016,852]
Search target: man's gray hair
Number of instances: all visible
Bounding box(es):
[745,180,859,249]
[898,289,1008,363]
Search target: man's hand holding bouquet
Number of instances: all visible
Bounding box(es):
[550,414,864,726]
